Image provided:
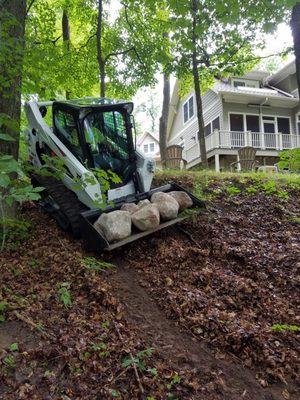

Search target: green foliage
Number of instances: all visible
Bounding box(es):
[261,180,289,200]
[0,133,44,250]
[278,149,300,172]
[71,167,121,209]
[0,300,8,322]
[122,347,154,372]
[272,324,300,332]
[81,257,116,272]
[58,282,72,307]
[91,341,110,358]
[167,374,181,390]
[290,216,300,224]
[226,185,241,197]
[0,218,31,249]
[9,343,19,352]
[3,355,15,369]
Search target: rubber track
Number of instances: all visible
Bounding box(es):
[33,176,86,238]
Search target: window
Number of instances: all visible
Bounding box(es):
[54,110,84,161]
[149,142,155,152]
[233,81,246,88]
[143,142,155,153]
[246,115,260,132]
[262,116,276,134]
[204,124,212,137]
[204,117,220,137]
[183,96,194,123]
[297,115,300,134]
[277,117,290,135]
[83,110,134,184]
[232,79,259,88]
[212,117,220,131]
[230,114,244,131]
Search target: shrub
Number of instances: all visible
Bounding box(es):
[278,149,300,172]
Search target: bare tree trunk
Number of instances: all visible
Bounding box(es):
[159,73,170,168]
[97,0,106,97]
[0,0,26,160]
[291,3,300,98]
[191,0,208,168]
[62,8,71,99]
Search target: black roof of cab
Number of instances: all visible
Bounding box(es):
[53,98,134,115]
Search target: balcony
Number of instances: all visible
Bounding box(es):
[184,130,300,166]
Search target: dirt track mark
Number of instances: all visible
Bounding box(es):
[108,262,289,400]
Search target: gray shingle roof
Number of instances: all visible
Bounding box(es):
[215,82,294,99]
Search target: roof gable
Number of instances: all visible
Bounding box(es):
[136,131,159,146]
[267,60,296,85]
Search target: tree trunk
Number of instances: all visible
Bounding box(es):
[191,0,208,168]
[291,3,300,98]
[97,0,106,97]
[0,0,26,160]
[62,8,71,99]
[159,73,170,167]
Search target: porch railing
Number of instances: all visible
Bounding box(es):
[183,130,300,164]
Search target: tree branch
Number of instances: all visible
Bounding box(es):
[105,46,135,62]
[78,32,97,50]
[52,35,62,45]
[26,0,37,16]
[215,48,293,70]
[121,2,147,69]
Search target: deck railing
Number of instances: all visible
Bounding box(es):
[183,130,300,164]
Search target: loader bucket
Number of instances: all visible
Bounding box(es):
[79,182,205,252]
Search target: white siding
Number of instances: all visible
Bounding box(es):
[168,89,223,150]
[137,134,159,155]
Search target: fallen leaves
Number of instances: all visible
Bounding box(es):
[0,204,199,399]
[125,182,300,387]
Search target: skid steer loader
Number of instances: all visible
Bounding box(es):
[24,98,203,251]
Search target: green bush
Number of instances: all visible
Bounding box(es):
[278,149,300,172]
[0,218,31,248]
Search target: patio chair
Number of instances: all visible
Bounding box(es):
[163,145,187,169]
[230,146,259,172]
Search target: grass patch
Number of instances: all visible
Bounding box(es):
[81,257,116,272]
[154,170,300,201]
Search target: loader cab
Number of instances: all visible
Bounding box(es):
[52,99,137,188]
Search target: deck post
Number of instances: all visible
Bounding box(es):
[278,133,283,150]
[215,153,220,172]
[261,133,265,150]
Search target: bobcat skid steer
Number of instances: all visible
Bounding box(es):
[24,98,203,251]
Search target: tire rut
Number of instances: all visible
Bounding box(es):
[107,261,288,400]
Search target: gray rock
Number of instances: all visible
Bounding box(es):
[168,191,193,212]
[137,199,151,209]
[120,203,139,214]
[94,210,132,242]
[151,192,179,221]
[132,204,160,231]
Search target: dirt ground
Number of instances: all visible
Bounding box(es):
[0,173,299,399]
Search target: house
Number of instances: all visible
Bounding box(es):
[136,131,161,167]
[167,61,300,171]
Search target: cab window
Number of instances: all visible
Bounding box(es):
[54,110,83,162]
